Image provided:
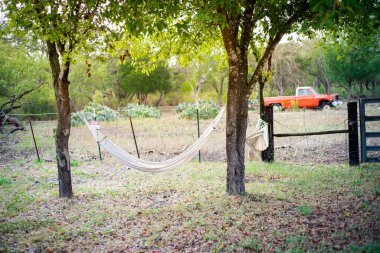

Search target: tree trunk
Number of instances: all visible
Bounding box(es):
[226,64,249,195]
[194,74,206,100]
[156,91,165,107]
[324,81,331,94]
[47,41,73,198]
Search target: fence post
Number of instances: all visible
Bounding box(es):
[197,109,201,163]
[348,102,359,166]
[261,105,274,162]
[29,119,40,162]
[129,116,140,159]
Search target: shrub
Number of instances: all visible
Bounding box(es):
[177,100,219,119]
[121,104,162,118]
[71,102,119,126]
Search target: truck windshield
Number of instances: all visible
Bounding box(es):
[311,87,319,95]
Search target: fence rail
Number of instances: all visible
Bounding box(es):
[273,129,348,138]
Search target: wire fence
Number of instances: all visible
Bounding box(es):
[1,105,379,165]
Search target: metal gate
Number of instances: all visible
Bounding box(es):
[359,98,380,163]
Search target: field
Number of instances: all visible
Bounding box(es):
[1,107,379,252]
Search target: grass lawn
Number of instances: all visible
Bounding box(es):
[0,159,379,252]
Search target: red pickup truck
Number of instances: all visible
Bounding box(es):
[264,87,341,110]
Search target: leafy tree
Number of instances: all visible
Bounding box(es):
[323,36,380,100]
[69,57,118,109]
[190,1,333,194]
[270,43,311,96]
[153,0,375,194]
[1,0,122,197]
[0,39,52,130]
[119,60,172,105]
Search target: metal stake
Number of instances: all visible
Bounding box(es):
[29,119,40,161]
[96,130,102,161]
[129,116,140,158]
[197,109,201,163]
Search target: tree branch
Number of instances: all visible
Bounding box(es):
[248,1,310,90]
[239,1,255,54]
[0,82,44,112]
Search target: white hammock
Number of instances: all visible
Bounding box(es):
[246,118,269,152]
[82,107,225,173]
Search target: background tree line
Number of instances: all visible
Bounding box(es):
[1,38,379,117]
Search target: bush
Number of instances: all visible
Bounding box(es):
[177,100,219,119]
[121,104,162,118]
[71,102,119,126]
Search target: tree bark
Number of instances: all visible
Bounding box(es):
[221,21,251,195]
[47,41,73,198]
[225,62,249,195]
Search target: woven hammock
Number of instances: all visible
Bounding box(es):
[246,118,269,152]
[82,107,226,173]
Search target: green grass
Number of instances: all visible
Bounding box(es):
[0,160,379,252]
[298,205,313,216]
[0,176,11,186]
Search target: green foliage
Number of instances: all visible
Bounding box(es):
[121,104,162,118]
[92,90,104,104]
[71,102,119,126]
[177,99,219,119]
[69,57,119,109]
[119,60,172,105]
[0,40,53,114]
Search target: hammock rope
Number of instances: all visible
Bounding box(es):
[81,106,226,172]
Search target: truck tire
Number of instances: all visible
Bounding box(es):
[272,104,283,111]
[320,102,331,111]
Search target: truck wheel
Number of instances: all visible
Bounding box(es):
[320,102,331,111]
[273,104,283,111]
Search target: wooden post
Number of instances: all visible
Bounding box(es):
[97,141,102,160]
[348,102,359,166]
[261,105,274,162]
[197,109,201,163]
[359,98,367,162]
[129,116,140,158]
[29,119,40,161]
